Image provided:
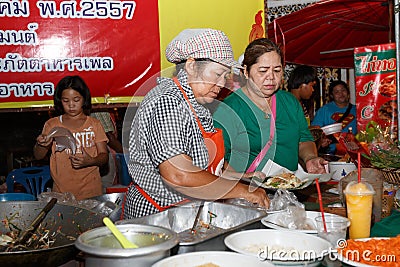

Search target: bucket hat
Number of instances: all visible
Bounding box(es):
[166,28,241,69]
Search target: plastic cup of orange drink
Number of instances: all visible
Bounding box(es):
[344,181,375,239]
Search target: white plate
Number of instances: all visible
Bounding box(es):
[321,123,342,135]
[224,229,331,266]
[152,251,274,267]
[261,211,346,235]
[336,238,391,267]
[258,160,332,191]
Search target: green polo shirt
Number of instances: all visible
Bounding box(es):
[213,89,313,172]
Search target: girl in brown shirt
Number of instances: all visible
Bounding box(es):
[34,76,108,200]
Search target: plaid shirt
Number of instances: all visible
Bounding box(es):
[124,70,215,218]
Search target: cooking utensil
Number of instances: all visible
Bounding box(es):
[190,201,204,234]
[103,217,138,249]
[0,201,105,267]
[117,201,267,253]
[16,198,57,246]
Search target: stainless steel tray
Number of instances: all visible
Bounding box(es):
[117,201,267,246]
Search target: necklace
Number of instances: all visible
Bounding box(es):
[243,86,272,119]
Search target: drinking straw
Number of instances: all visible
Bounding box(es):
[315,178,327,232]
[357,152,361,183]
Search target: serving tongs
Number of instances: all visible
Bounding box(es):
[190,201,205,234]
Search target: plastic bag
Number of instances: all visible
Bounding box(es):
[269,189,313,230]
[269,189,303,211]
[47,126,77,155]
[38,191,77,205]
[38,191,100,209]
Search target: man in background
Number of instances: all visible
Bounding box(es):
[311,80,357,155]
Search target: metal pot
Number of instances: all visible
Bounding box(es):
[75,224,179,267]
[0,201,104,267]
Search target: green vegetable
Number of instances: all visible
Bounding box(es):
[364,148,400,169]
[270,182,280,187]
[356,121,382,143]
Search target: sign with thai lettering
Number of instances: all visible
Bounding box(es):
[354,43,397,139]
[0,0,160,108]
[0,0,265,109]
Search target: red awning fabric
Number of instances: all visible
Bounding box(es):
[268,0,393,68]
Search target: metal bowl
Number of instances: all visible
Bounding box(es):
[75,224,179,267]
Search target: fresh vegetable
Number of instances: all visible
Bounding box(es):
[357,121,400,169]
[365,147,400,169]
[355,121,383,143]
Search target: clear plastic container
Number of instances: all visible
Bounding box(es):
[339,168,383,222]
[344,181,375,239]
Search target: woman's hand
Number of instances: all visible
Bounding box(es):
[241,187,270,209]
[299,141,328,174]
[306,157,328,174]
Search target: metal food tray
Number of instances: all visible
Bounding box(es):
[117,201,267,246]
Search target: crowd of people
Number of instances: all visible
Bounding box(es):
[1,28,356,218]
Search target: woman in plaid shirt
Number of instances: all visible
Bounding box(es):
[124,29,270,218]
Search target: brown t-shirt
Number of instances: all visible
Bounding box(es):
[42,116,108,200]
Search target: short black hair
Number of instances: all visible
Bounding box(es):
[287,65,317,91]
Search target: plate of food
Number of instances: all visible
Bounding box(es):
[253,173,313,191]
[336,237,399,267]
[254,160,332,191]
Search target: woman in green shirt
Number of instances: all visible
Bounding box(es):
[213,38,327,173]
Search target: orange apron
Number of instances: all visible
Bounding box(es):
[173,77,225,175]
[126,77,225,213]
